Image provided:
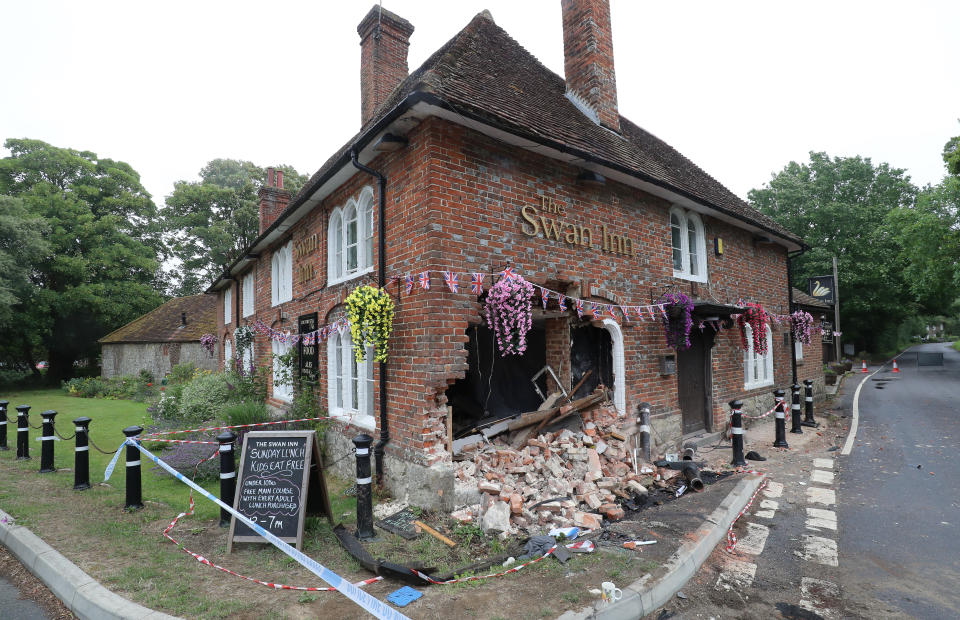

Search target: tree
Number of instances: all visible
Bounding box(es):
[0,195,49,327]
[749,152,918,354]
[0,139,164,382]
[161,159,307,295]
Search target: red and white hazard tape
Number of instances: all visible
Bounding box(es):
[142,416,337,438]
[740,402,779,420]
[143,438,218,445]
[411,545,558,585]
[725,471,768,554]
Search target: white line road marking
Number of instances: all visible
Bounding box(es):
[754,499,779,519]
[813,458,834,469]
[843,365,884,455]
[799,577,840,619]
[806,506,838,531]
[716,557,757,590]
[806,487,836,506]
[811,469,835,484]
[735,522,770,556]
[763,480,784,498]
[797,535,839,566]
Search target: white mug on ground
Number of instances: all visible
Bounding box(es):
[601,581,622,604]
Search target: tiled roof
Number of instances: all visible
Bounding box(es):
[792,287,831,310]
[289,11,802,245]
[98,295,217,344]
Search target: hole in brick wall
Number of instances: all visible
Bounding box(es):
[445,321,546,435]
[570,322,613,399]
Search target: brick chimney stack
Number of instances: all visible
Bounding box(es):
[258,166,291,234]
[561,0,620,132]
[358,5,414,126]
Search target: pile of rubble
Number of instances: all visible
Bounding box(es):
[451,400,677,535]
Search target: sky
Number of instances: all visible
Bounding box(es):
[2,1,958,206]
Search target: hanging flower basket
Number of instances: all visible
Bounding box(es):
[200,333,217,357]
[660,292,694,350]
[790,310,814,346]
[484,274,534,356]
[346,285,395,363]
[737,303,770,355]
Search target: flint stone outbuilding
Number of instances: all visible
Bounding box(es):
[99,295,218,379]
[209,2,815,509]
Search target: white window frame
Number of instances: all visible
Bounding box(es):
[327,186,375,286]
[326,326,375,430]
[669,206,707,283]
[600,318,626,415]
[223,287,232,325]
[794,339,804,362]
[241,272,255,318]
[271,336,293,402]
[223,338,233,367]
[237,329,255,375]
[744,324,774,389]
[271,241,293,306]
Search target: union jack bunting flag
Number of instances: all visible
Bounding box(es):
[658,304,668,319]
[541,287,549,309]
[471,273,485,295]
[558,295,567,312]
[405,275,415,294]
[575,299,584,318]
[500,266,516,281]
[648,305,657,320]
[443,271,459,293]
[619,306,628,321]
[419,272,430,290]
[388,275,399,286]
[633,306,644,321]
[608,306,618,321]
[592,304,602,319]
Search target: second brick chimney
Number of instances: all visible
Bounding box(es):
[258,167,291,234]
[561,0,620,132]
[358,5,414,126]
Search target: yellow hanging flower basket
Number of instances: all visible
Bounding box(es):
[345,285,395,364]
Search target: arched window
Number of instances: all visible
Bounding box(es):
[327,187,375,285]
[600,318,626,415]
[327,323,375,429]
[272,336,293,402]
[744,324,774,389]
[223,339,233,369]
[223,287,232,325]
[271,241,292,306]
[669,207,707,282]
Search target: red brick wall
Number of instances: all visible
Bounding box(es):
[219,115,794,466]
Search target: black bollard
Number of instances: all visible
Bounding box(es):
[352,434,376,540]
[802,379,817,427]
[123,426,144,511]
[638,402,651,463]
[217,431,237,528]
[73,417,91,490]
[730,399,747,467]
[773,389,789,448]
[0,400,9,450]
[790,383,803,434]
[39,410,57,473]
[16,405,31,460]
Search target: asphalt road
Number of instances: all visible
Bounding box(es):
[837,342,960,619]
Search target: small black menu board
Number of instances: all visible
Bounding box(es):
[298,312,319,380]
[228,430,332,551]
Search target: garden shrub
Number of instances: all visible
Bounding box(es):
[223,400,269,426]
[168,362,198,385]
[178,371,231,425]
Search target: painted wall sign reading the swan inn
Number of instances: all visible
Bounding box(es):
[520,196,637,257]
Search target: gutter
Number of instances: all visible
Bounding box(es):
[350,148,390,487]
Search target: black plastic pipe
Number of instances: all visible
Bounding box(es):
[351,148,390,487]
[681,462,704,492]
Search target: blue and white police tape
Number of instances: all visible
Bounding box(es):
[116,439,410,620]
[103,441,125,482]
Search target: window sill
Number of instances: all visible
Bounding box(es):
[270,299,292,308]
[331,410,376,431]
[328,266,374,289]
[672,271,708,284]
[744,380,774,391]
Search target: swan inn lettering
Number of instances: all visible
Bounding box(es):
[520,197,637,257]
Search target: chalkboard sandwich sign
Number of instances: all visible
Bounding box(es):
[228,430,332,551]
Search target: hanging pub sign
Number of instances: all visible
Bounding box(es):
[808,276,835,305]
[298,312,318,380]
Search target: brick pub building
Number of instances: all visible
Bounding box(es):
[210,2,820,509]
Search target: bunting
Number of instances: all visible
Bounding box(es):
[443,271,459,293]
[471,273,485,296]
[419,272,430,290]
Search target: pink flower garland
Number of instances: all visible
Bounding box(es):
[737,303,770,355]
[484,275,534,356]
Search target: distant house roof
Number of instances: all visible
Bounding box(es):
[98,295,216,344]
[793,288,831,311]
[209,11,804,293]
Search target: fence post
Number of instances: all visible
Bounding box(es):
[802,379,817,427]
[773,389,789,448]
[16,405,31,460]
[123,426,144,511]
[218,431,237,528]
[0,400,8,451]
[790,383,803,434]
[39,410,57,473]
[730,399,747,467]
[73,417,91,490]
[352,433,376,540]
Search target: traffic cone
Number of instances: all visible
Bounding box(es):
[861,360,868,373]
[892,359,900,373]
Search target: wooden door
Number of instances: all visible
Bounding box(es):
[677,329,712,435]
